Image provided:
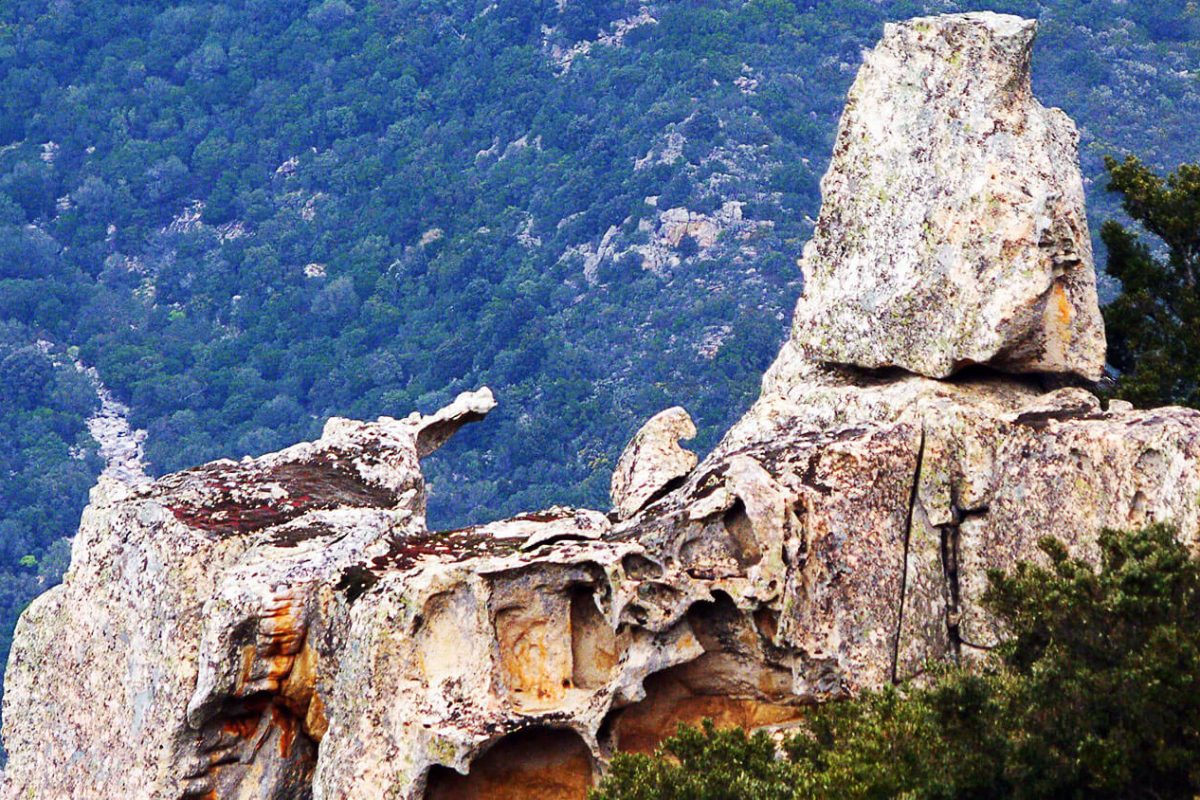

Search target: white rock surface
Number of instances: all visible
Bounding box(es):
[789,12,1105,380]
[76,359,149,485]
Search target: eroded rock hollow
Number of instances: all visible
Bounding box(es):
[3,12,1198,800]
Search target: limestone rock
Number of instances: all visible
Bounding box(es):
[789,12,1105,380]
[610,407,698,520]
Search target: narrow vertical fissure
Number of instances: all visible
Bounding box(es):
[940,522,962,662]
[944,504,987,654]
[891,429,926,684]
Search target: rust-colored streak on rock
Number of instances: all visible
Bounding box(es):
[280,641,328,741]
[1054,282,1072,327]
[270,703,299,759]
[220,713,261,740]
[259,598,302,691]
[239,644,256,691]
[424,728,594,800]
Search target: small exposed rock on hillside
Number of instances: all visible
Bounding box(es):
[3,13,1198,800]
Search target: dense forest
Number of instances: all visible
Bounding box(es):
[0,0,1198,717]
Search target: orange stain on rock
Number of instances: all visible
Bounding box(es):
[425,728,594,800]
[280,642,329,742]
[304,689,329,742]
[270,703,299,759]
[496,606,572,711]
[237,598,305,697]
[261,599,302,688]
[220,713,261,740]
[1054,282,1072,329]
[239,644,256,692]
[611,669,806,755]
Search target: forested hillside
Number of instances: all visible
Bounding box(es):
[0,0,1198,710]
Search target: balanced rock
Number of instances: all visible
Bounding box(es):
[789,12,1106,380]
[610,406,698,520]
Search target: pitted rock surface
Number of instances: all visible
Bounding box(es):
[7,368,1200,799]
[788,12,1105,380]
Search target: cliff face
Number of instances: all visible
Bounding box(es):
[3,13,1198,800]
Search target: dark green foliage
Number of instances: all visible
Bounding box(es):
[0,326,101,741]
[594,525,1200,799]
[982,524,1200,797]
[1101,156,1200,407]
[591,721,797,800]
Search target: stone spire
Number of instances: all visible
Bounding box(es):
[788,12,1106,381]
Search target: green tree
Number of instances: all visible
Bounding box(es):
[1101,156,1200,407]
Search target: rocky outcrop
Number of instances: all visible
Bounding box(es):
[1,390,497,800]
[610,406,698,520]
[3,13,1198,800]
[789,13,1105,380]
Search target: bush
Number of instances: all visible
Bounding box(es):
[593,524,1200,800]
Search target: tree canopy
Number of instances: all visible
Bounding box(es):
[1102,156,1200,407]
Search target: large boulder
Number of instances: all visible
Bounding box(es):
[788,12,1106,380]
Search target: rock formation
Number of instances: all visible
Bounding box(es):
[3,12,1198,800]
[610,406,698,520]
[789,12,1105,380]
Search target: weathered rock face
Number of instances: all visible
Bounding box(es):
[3,13,1198,800]
[718,366,1200,676]
[610,406,698,520]
[0,389,498,800]
[789,12,1106,380]
[7,367,1200,800]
